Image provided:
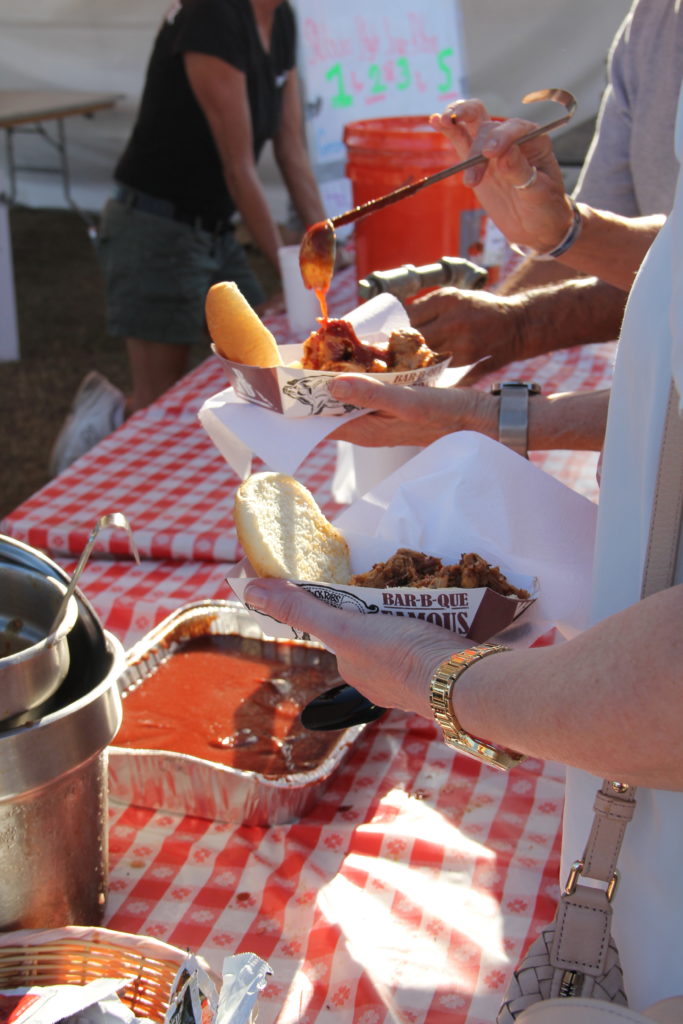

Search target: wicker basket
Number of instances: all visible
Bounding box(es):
[0,926,212,1023]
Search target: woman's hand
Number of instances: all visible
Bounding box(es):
[326,375,498,447]
[244,578,460,719]
[431,99,573,255]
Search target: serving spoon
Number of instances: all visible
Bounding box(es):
[299,88,577,299]
[48,512,140,635]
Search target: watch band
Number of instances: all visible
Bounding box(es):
[490,380,541,459]
[429,643,525,772]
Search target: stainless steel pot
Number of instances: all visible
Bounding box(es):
[0,564,78,722]
[0,534,106,653]
[0,534,124,929]
[0,627,124,930]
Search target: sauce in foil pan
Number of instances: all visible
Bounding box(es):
[108,601,365,825]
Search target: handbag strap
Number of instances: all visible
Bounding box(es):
[583,379,683,875]
[551,380,683,977]
[641,381,683,598]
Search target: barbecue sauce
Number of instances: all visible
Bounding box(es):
[315,285,329,324]
[299,218,335,325]
[115,635,342,777]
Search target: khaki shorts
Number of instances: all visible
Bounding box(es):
[97,198,265,346]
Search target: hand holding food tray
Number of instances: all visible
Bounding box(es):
[226,432,598,649]
[206,284,458,418]
[198,288,475,485]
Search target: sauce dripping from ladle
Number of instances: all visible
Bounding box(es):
[299,218,336,324]
[298,90,577,326]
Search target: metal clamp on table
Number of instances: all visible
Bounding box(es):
[358,255,488,301]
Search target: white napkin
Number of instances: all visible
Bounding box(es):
[228,431,598,649]
[334,431,598,639]
[199,387,365,478]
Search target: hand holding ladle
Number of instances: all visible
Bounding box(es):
[299,88,577,301]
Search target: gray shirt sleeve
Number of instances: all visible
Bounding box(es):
[573,0,681,218]
[573,6,639,216]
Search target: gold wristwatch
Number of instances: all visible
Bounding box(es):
[429,643,526,772]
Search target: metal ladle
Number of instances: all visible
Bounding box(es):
[48,512,140,635]
[299,87,577,294]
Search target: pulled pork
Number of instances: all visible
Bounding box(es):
[351,548,530,598]
[301,320,437,373]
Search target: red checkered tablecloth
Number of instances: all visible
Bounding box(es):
[0,263,615,1023]
[1,272,359,566]
[1,270,612,573]
[105,725,565,1024]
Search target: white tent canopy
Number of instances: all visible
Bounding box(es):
[0,0,630,217]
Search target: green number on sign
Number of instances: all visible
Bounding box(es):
[369,64,387,94]
[396,57,411,91]
[437,47,453,92]
[326,63,353,108]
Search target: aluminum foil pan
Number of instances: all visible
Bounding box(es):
[108,601,365,826]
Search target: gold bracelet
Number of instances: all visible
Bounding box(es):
[429,643,526,772]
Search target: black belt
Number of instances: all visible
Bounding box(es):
[114,185,232,235]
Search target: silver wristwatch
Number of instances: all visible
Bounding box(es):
[490,380,541,459]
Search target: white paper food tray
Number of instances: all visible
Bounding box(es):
[212,342,450,417]
[227,560,537,645]
[211,292,451,417]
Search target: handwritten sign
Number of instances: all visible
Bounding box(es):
[292,1,465,169]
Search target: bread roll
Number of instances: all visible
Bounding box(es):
[234,472,351,584]
[206,281,282,367]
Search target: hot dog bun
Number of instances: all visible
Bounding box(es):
[206,281,282,367]
[234,472,351,584]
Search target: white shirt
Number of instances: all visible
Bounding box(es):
[561,83,683,1009]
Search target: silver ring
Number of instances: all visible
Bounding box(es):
[513,166,538,191]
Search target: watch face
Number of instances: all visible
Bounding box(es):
[491,381,541,394]
[429,648,526,771]
[445,735,524,771]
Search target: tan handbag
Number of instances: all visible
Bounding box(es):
[516,996,683,1024]
[497,382,683,1022]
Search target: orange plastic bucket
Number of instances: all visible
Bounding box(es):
[344,115,484,283]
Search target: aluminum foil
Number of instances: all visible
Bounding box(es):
[108,601,365,826]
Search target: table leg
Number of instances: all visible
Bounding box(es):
[1,118,97,240]
[48,118,98,238]
[0,186,20,361]
[3,127,17,204]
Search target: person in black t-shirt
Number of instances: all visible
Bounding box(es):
[49,0,328,477]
